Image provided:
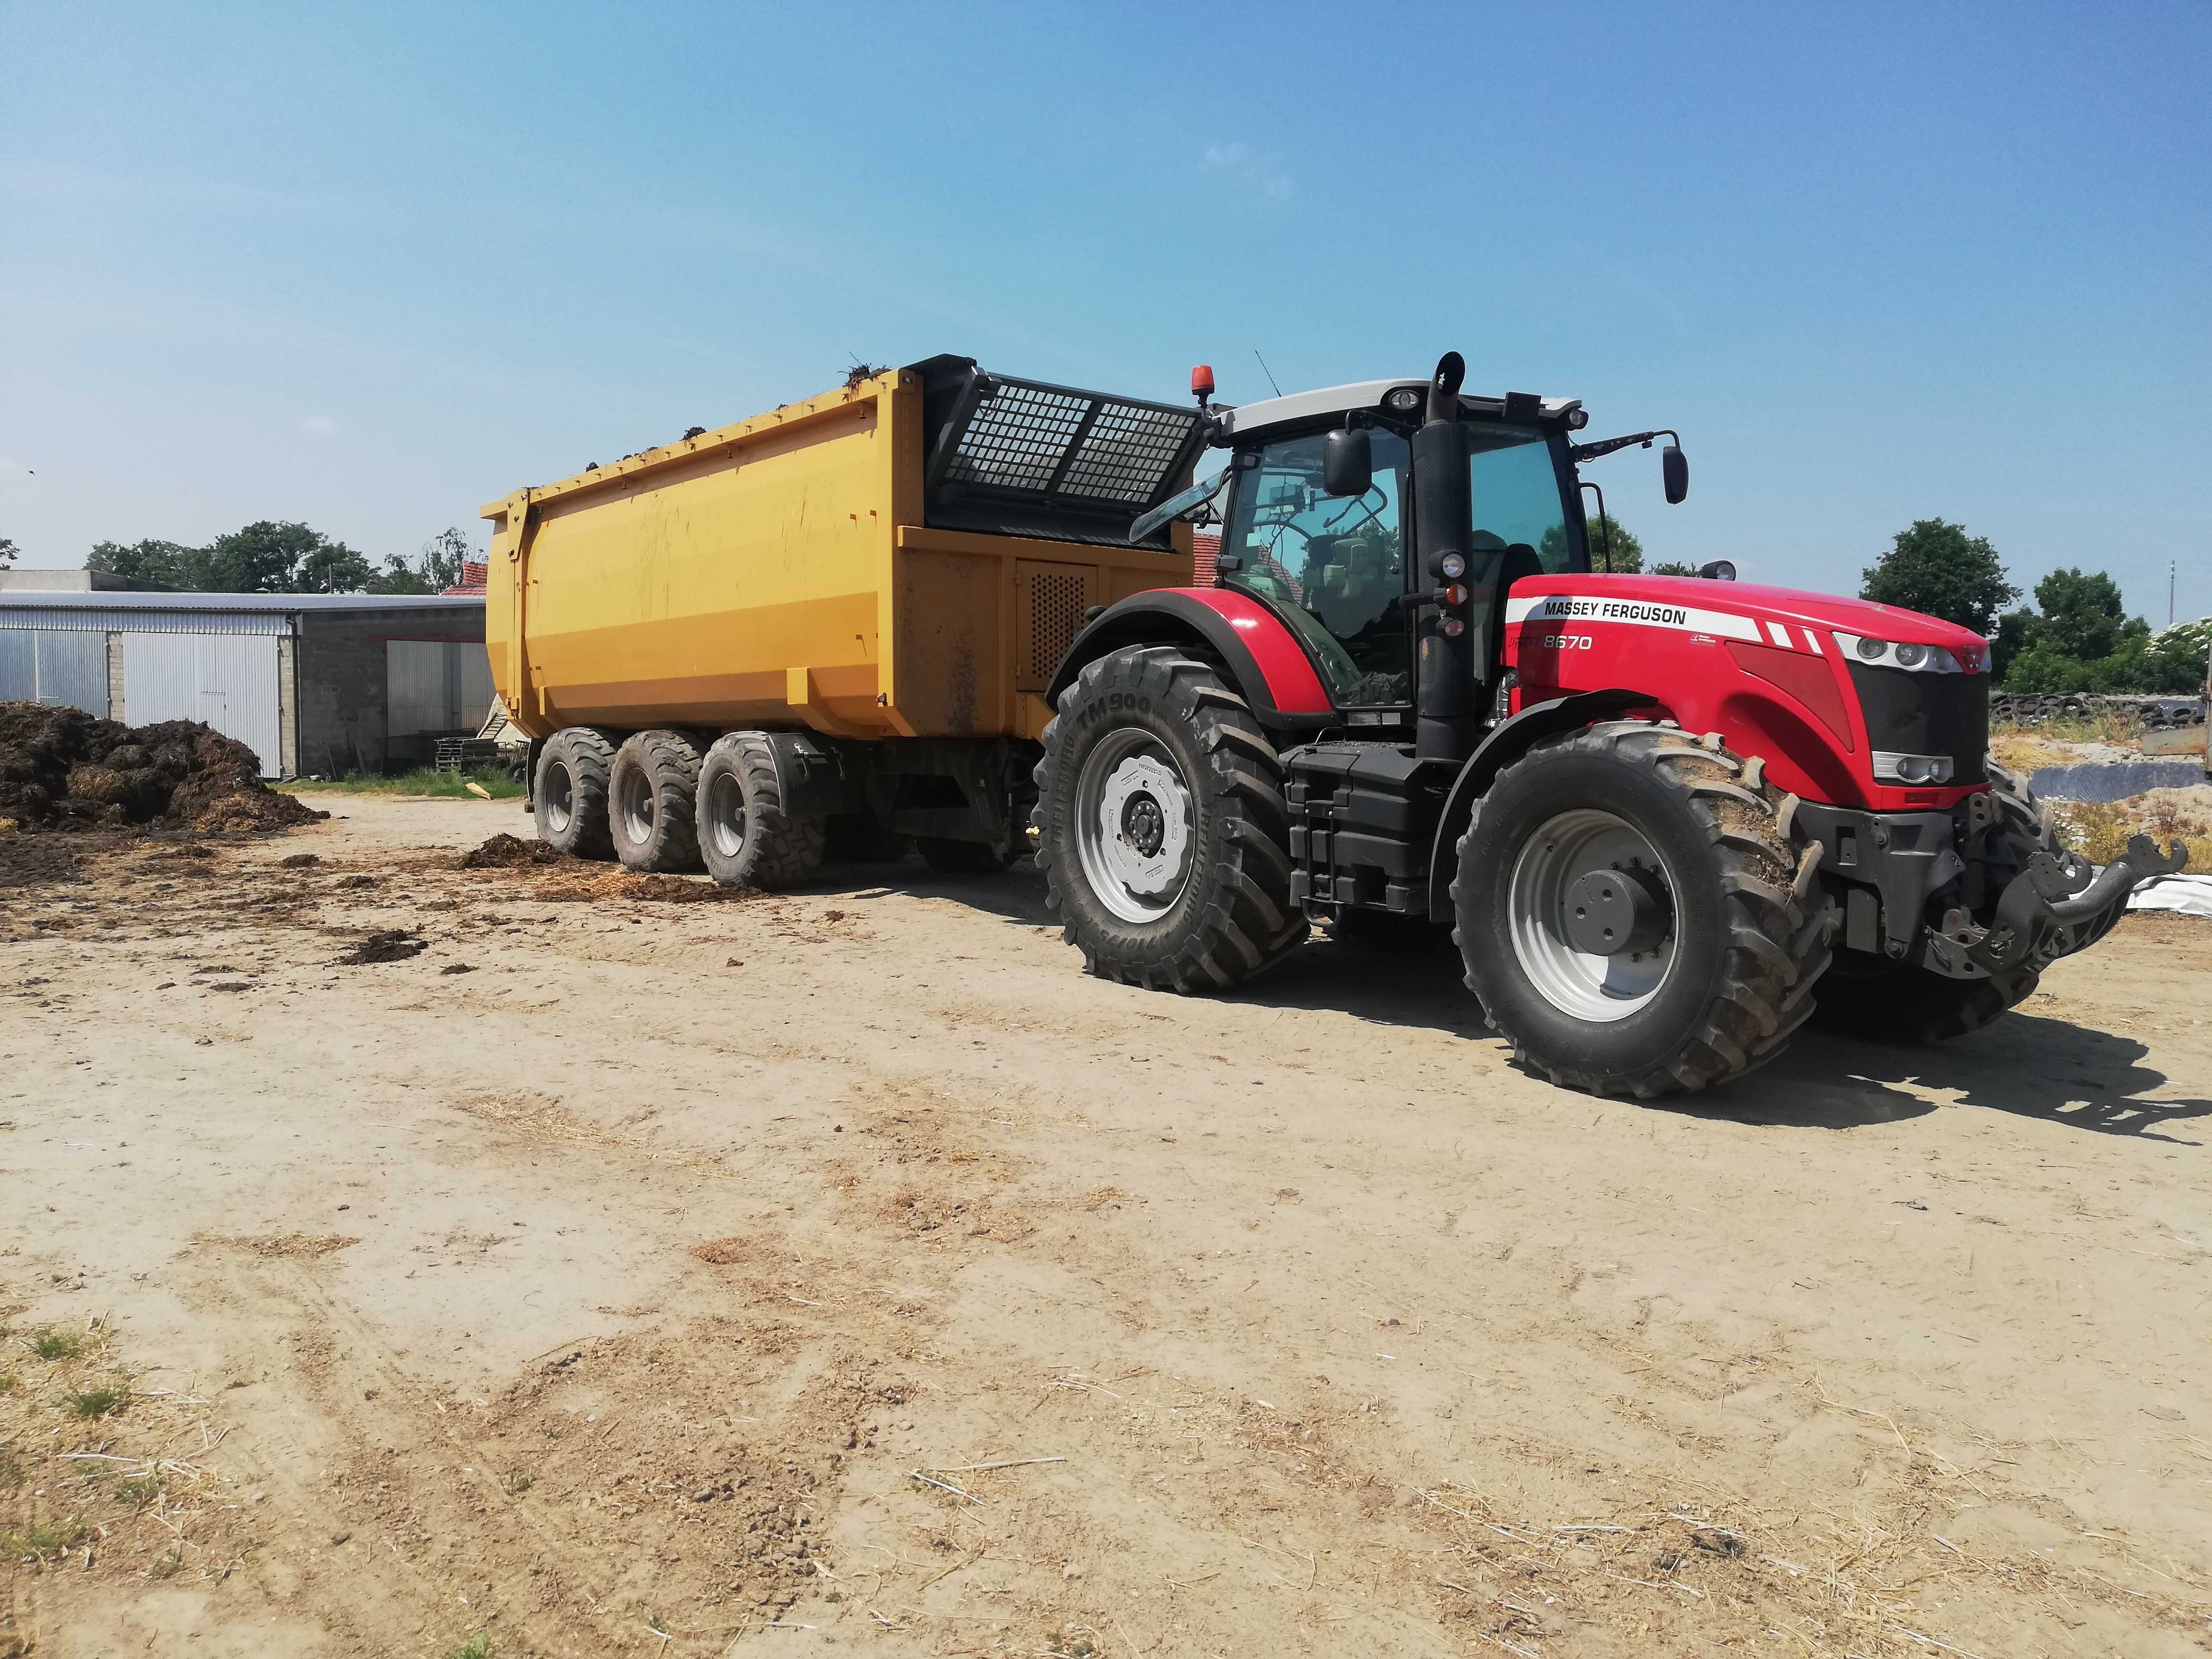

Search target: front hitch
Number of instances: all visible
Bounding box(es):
[1966,834,2188,977]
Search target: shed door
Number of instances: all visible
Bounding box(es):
[0,630,108,716]
[122,633,283,777]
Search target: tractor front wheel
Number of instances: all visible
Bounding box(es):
[1453,721,1831,1097]
[1034,646,1305,992]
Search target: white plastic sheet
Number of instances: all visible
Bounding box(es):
[2127,872,2212,917]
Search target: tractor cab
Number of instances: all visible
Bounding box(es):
[1209,373,1595,737]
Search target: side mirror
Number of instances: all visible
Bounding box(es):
[1662,443,1689,505]
[1323,426,1373,498]
[1697,559,1736,582]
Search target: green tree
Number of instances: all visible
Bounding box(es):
[1994,566,2197,692]
[1542,515,1642,572]
[201,521,370,593]
[2027,567,2130,661]
[88,538,199,588]
[1861,519,2018,634]
[1649,560,1698,577]
[1990,608,2036,680]
[0,536,16,567]
[369,527,472,594]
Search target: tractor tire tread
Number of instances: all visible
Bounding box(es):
[1451,721,1834,1099]
[1034,648,1307,994]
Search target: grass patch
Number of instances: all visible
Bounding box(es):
[445,1634,494,1659]
[148,1545,183,1579]
[280,765,524,800]
[5,1517,91,1559]
[505,1468,534,1495]
[2053,798,2212,872]
[0,1372,17,1394]
[112,1473,163,1508]
[1995,709,2144,746]
[31,1329,83,1361]
[0,1444,20,1488]
[67,1385,128,1419]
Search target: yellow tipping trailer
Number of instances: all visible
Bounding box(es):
[481,356,1205,884]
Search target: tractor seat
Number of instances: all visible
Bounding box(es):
[1495,541,1543,602]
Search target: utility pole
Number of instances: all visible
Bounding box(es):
[2169,559,2176,629]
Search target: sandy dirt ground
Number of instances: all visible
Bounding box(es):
[4,796,2211,1659]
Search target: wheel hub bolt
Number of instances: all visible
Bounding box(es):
[1562,866,1669,957]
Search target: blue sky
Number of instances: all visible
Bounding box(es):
[3,3,2206,624]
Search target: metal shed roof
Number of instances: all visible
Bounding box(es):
[0,590,485,635]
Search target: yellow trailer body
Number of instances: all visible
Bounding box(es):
[483,363,1195,747]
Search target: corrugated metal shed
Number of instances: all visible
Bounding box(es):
[0,590,488,778]
[0,591,478,634]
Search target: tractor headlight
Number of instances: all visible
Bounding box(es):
[1833,632,1967,673]
[1439,552,1468,581]
[1383,386,1423,414]
[1872,751,1956,784]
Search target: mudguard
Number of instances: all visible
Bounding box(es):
[1044,588,1336,731]
[1424,690,1648,921]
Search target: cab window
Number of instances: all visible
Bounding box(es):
[1222,430,1412,706]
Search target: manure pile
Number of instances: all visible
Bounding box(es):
[0,701,325,834]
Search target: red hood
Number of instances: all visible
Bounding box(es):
[1519,574,1987,652]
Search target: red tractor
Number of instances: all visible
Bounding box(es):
[1032,353,2183,1097]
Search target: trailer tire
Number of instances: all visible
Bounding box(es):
[918,837,1017,874]
[1034,645,1306,993]
[1808,757,2093,1043]
[534,727,619,861]
[696,733,825,890]
[608,730,705,873]
[1452,721,1832,1098]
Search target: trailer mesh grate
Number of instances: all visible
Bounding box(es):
[947,384,1094,495]
[1058,402,1200,503]
[912,354,1207,547]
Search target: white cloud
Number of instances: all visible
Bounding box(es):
[302,415,342,436]
[1202,141,1292,201]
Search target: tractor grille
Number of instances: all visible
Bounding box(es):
[1847,662,1989,785]
[1025,568,1090,686]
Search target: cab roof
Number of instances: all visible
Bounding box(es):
[1217,379,1585,442]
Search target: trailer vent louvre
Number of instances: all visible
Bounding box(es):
[1027,570,1089,685]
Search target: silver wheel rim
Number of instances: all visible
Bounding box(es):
[616,765,655,845]
[705,769,748,861]
[1508,808,1677,1022]
[1074,729,1195,925]
[544,760,575,834]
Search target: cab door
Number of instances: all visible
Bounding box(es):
[1219,428,1414,709]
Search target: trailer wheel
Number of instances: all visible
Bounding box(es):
[1808,757,2094,1043]
[1453,721,1831,1098]
[696,733,825,889]
[608,730,704,873]
[1034,646,1305,992]
[534,727,619,860]
[917,837,1017,874]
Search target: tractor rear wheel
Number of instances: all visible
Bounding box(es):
[1453,721,1831,1097]
[1808,757,2094,1042]
[608,730,704,872]
[534,727,618,860]
[1034,645,1305,992]
[696,733,825,889]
